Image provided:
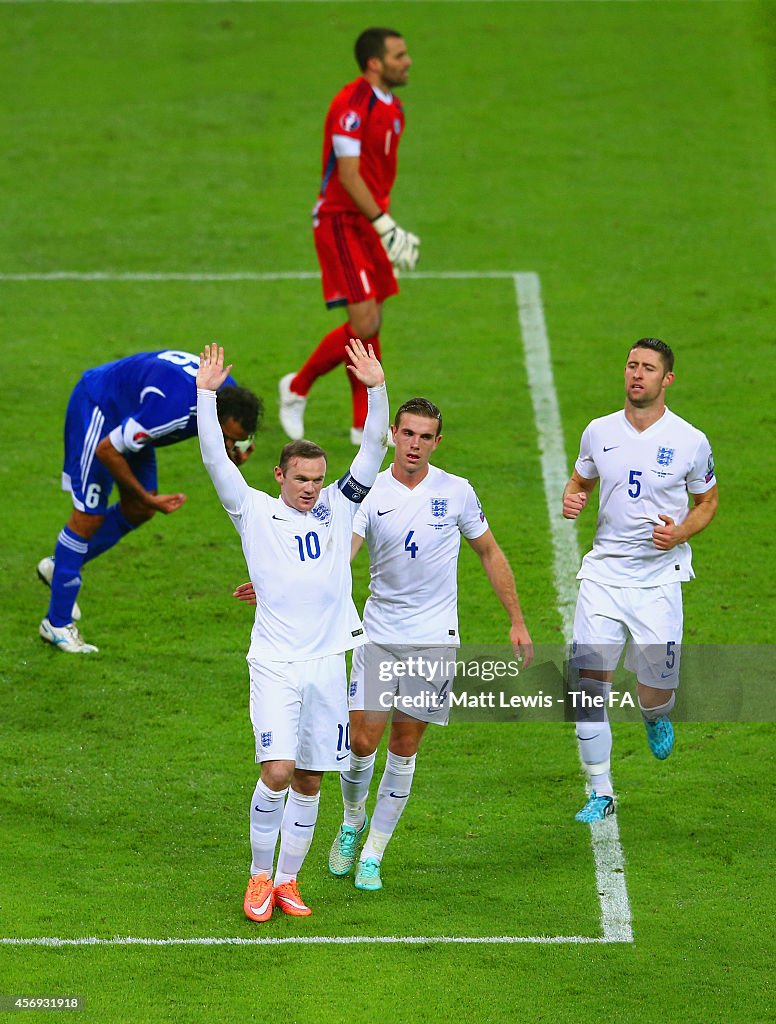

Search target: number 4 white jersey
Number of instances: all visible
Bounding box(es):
[354,465,489,645]
[575,408,716,587]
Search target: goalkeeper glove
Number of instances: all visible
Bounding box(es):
[371,213,420,272]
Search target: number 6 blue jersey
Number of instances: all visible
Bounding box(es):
[80,350,237,453]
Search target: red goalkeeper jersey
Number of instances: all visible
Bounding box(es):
[316,76,405,217]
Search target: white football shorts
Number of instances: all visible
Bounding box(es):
[349,643,456,725]
[248,654,350,771]
[571,578,684,688]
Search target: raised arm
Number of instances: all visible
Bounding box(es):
[196,344,250,515]
[339,339,389,500]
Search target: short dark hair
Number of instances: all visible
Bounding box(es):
[216,386,262,434]
[278,439,327,474]
[629,338,674,373]
[355,27,403,71]
[394,398,443,437]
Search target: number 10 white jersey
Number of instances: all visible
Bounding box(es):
[354,465,489,645]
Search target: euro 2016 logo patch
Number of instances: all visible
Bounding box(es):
[430,498,448,518]
[705,451,715,483]
[656,446,675,467]
[393,118,402,135]
[339,110,360,133]
[260,731,273,749]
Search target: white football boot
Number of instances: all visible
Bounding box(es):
[39,618,98,654]
[278,374,306,440]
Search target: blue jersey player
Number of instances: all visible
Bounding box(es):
[38,349,262,654]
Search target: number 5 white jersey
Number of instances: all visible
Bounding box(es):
[354,465,489,645]
[575,408,716,587]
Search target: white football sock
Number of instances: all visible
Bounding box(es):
[249,778,286,877]
[573,675,614,798]
[340,751,376,828]
[274,789,320,886]
[361,750,416,863]
[575,721,614,798]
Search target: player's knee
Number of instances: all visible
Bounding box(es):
[291,770,323,797]
[350,734,379,758]
[349,723,382,758]
[349,311,380,340]
[387,718,426,757]
[67,509,104,539]
[387,737,421,758]
[570,672,610,724]
[260,762,294,791]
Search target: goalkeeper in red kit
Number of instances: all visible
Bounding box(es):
[279,27,419,446]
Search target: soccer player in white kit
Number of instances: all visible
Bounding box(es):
[562,339,718,822]
[327,398,534,891]
[196,341,388,921]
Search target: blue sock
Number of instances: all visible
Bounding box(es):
[48,527,89,627]
[83,504,136,563]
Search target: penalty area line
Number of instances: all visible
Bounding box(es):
[514,271,634,945]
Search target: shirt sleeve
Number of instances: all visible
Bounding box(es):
[332,134,361,158]
[338,383,389,506]
[574,425,599,480]
[352,500,369,538]
[687,433,717,494]
[460,483,489,540]
[197,388,249,515]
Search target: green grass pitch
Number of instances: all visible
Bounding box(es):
[1,2,775,1022]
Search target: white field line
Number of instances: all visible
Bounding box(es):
[0,1,540,5]
[1,269,633,946]
[0,270,520,282]
[0,935,624,947]
[514,271,634,944]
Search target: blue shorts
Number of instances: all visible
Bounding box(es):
[61,381,157,514]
